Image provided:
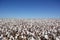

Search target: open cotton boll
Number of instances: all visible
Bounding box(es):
[44,35,49,39]
[56,37,60,40]
[0,34,3,38]
[28,37,35,40]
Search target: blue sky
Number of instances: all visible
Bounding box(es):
[0,0,60,18]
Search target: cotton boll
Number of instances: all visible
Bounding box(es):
[15,33,19,39]
[31,37,35,40]
[2,37,8,40]
[26,31,30,34]
[0,34,3,38]
[15,36,17,39]
[56,37,59,40]
[44,35,49,39]
[28,37,35,40]
[9,38,11,40]
[38,37,41,40]
[58,36,60,39]
[10,35,14,40]
[21,35,24,38]
[7,33,10,38]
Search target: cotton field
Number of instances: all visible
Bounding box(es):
[0,18,60,40]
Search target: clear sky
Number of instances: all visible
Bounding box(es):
[0,0,60,18]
